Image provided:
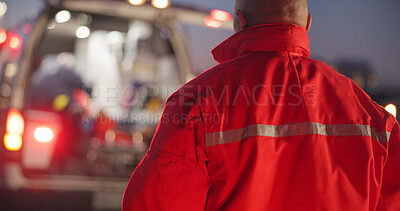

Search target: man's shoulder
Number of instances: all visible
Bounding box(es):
[303,58,348,79]
[168,58,241,101]
[307,59,395,129]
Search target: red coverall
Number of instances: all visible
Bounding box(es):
[123,23,400,210]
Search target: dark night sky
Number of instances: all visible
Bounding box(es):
[3,0,400,87]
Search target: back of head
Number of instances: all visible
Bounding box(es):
[234,0,309,32]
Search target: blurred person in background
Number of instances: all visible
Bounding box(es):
[123,0,400,210]
[30,53,91,172]
[30,52,91,112]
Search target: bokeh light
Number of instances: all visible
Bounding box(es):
[151,0,169,9]
[127,0,146,6]
[55,10,71,23]
[75,26,91,39]
[385,104,397,118]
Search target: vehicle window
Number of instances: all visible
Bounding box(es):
[25,12,182,177]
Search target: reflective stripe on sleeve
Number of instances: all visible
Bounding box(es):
[205,122,391,147]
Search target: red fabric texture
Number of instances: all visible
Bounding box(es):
[123,23,400,210]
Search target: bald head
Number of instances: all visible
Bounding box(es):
[234,0,310,32]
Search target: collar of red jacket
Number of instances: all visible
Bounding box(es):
[212,23,310,63]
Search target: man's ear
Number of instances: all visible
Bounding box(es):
[234,10,248,32]
[306,13,312,31]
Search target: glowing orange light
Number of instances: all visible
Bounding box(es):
[210,9,232,22]
[127,0,146,5]
[4,109,24,151]
[0,29,7,44]
[4,134,22,151]
[6,109,24,135]
[9,35,21,50]
[34,127,54,143]
[204,16,223,29]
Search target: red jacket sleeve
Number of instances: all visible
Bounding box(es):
[377,121,400,210]
[122,95,210,211]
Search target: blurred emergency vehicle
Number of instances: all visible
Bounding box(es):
[0,0,232,209]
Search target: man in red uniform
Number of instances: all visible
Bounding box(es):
[123,0,400,210]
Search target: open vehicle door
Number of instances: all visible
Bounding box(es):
[0,0,232,209]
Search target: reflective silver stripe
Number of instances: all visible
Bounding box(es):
[205,122,391,147]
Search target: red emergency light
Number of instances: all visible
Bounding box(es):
[34,127,55,143]
[210,9,232,22]
[9,35,21,50]
[204,16,223,29]
[0,29,7,45]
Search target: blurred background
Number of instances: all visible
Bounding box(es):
[3,0,400,86]
[0,0,398,210]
